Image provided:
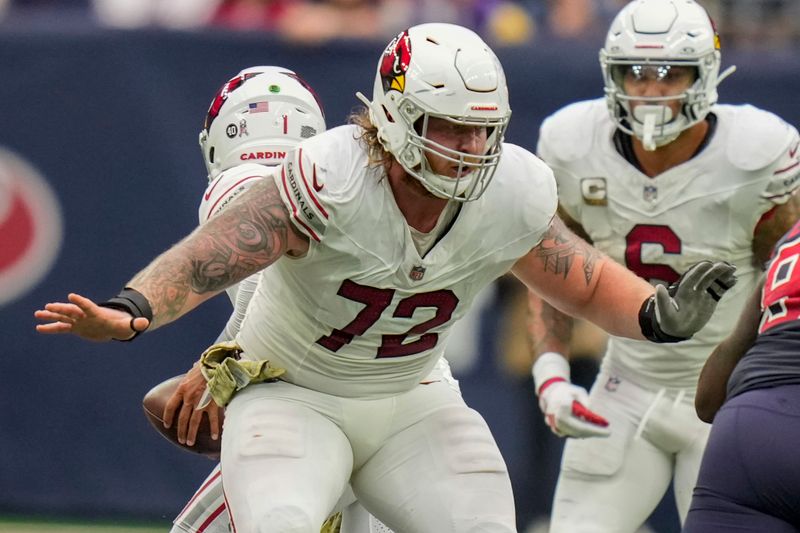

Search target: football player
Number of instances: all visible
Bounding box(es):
[530,0,800,531]
[686,222,800,532]
[36,23,734,532]
[157,65,417,533]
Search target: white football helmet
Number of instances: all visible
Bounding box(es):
[357,23,511,202]
[199,66,326,181]
[600,0,735,150]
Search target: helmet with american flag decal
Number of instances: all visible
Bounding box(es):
[199,66,326,181]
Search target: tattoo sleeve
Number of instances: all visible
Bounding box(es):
[129,178,301,328]
[524,213,600,357]
[531,215,600,286]
[527,288,574,356]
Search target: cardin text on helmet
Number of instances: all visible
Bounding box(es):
[240,151,287,161]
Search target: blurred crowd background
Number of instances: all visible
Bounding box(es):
[0,0,798,48]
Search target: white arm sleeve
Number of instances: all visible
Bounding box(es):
[215,274,259,343]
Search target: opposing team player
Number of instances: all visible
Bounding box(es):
[530,0,800,531]
[685,221,800,532]
[36,23,734,532]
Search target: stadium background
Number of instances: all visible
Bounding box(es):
[1,14,799,533]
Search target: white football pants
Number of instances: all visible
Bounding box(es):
[549,369,710,533]
[172,465,382,533]
[220,379,516,533]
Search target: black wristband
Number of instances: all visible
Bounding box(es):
[637,295,686,344]
[98,287,153,342]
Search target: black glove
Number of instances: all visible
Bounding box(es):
[639,261,737,343]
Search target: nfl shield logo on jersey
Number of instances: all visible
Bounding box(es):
[409,265,426,281]
[643,184,658,202]
[604,375,621,392]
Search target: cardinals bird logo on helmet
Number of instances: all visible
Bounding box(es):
[204,72,262,131]
[380,30,412,94]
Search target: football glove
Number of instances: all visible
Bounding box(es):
[533,352,610,438]
[640,260,737,343]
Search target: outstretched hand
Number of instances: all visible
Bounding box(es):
[34,293,150,342]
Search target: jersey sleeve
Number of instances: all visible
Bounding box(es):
[501,144,558,242]
[198,163,271,224]
[536,111,586,223]
[762,127,800,203]
[273,145,331,242]
[725,106,800,204]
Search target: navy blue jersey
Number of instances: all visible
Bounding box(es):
[728,219,800,398]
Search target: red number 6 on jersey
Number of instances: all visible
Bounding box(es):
[625,224,682,284]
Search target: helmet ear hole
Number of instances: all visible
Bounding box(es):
[209,147,215,164]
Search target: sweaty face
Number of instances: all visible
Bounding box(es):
[617,64,697,117]
[420,117,488,178]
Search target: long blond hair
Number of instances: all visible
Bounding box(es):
[348,107,393,169]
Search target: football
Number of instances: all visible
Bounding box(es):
[142,374,222,460]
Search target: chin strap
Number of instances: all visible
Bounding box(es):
[717,65,737,86]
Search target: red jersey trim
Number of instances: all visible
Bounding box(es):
[205,175,262,221]
[298,148,329,219]
[281,167,321,241]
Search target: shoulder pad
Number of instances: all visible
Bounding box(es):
[725,105,795,171]
[538,99,606,163]
[500,144,558,234]
[198,163,270,223]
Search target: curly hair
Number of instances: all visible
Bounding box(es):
[348,107,393,169]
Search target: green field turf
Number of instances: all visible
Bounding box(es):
[0,517,170,533]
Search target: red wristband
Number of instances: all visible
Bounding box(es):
[538,376,567,395]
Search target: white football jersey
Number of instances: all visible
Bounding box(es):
[538,99,800,390]
[236,125,557,398]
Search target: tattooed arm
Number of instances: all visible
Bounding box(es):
[511,215,654,340]
[35,177,309,341]
[525,206,594,359]
[517,212,622,438]
[129,177,308,329]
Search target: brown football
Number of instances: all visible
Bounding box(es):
[142,374,222,460]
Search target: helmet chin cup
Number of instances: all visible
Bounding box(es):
[401,147,420,168]
[633,104,676,151]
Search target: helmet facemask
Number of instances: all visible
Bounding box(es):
[602,58,711,150]
[390,95,508,201]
